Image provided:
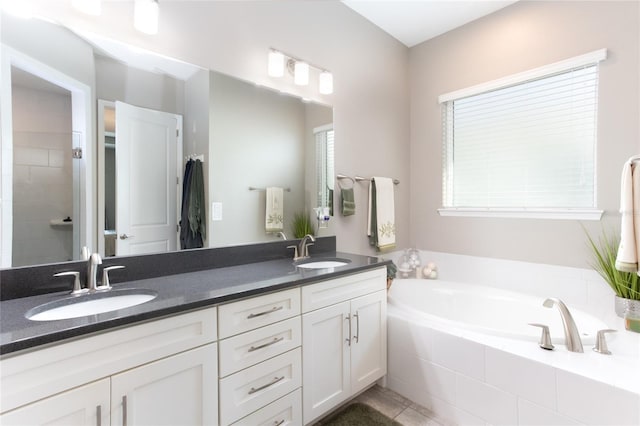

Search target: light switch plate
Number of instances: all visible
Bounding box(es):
[212,202,222,221]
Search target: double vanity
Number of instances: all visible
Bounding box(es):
[0,237,389,426]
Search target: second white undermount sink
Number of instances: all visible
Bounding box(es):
[295,258,352,269]
[26,289,158,321]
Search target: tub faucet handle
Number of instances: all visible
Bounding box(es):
[593,329,616,355]
[528,323,554,350]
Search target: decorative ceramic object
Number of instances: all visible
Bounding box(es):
[615,295,640,318]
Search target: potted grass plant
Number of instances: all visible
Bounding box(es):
[291,212,315,239]
[586,230,640,317]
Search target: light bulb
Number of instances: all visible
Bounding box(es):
[134,0,159,35]
[319,71,333,94]
[268,51,284,77]
[294,61,309,86]
[72,0,102,16]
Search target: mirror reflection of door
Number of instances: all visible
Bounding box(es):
[10,67,80,266]
[99,100,182,257]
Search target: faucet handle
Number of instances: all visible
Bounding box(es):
[528,323,554,350]
[98,266,125,291]
[287,245,299,260]
[593,329,616,355]
[54,271,87,295]
[304,242,314,257]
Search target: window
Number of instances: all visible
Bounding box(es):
[315,125,334,209]
[439,49,606,220]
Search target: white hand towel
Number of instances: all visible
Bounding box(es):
[265,187,284,233]
[616,161,640,274]
[368,177,396,251]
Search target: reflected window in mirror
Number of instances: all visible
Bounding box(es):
[315,125,335,211]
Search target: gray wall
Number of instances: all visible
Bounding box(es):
[409,0,640,268]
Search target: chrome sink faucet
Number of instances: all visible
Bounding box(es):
[298,234,315,259]
[288,234,315,261]
[87,252,103,292]
[543,298,583,353]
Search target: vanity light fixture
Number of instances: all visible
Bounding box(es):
[72,0,102,16]
[134,0,159,35]
[319,71,333,95]
[268,49,333,94]
[294,61,309,86]
[268,50,285,77]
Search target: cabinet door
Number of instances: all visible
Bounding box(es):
[0,378,110,426]
[111,343,218,426]
[350,290,387,395]
[302,301,351,425]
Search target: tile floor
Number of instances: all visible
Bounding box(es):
[314,385,446,426]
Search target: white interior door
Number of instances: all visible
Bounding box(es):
[115,101,181,256]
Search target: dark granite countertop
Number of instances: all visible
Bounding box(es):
[0,251,388,356]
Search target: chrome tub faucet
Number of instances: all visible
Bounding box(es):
[542,298,584,353]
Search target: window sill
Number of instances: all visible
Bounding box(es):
[437,208,604,221]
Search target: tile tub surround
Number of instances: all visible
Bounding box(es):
[384,251,640,425]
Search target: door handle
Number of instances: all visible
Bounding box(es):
[119,233,135,240]
[353,311,360,343]
[345,314,351,346]
[122,395,127,426]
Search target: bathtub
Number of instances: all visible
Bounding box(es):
[387,278,607,344]
[386,279,640,426]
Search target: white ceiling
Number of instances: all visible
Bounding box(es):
[342,0,519,47]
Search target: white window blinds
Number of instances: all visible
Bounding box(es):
[439,49,606,218]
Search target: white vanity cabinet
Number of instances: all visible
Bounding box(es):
[0,307,218,426]
[301,267,387,425]
[218,287,303,426]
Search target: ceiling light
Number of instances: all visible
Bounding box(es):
[134,0,159,35]
[72,0,102,16]
[319,71,333,95]
[268,50,285,77]
[294,61,309,86]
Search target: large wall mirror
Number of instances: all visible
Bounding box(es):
[0,11,334,268]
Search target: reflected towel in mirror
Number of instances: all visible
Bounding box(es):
[266,187,284,232]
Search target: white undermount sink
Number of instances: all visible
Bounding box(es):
[295,258,352,269]
[26,289,158,321]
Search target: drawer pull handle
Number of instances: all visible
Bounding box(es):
[248,376,285,394]
[247,306,283,319]
[274,420,285,426]
[96,405,102,426]
[248,336,285,352]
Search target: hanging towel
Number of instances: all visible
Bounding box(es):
[188,159,206,241]
[616,160,640,274]
[180,159,194,249]
[266,187,284,232]
[341,187,356,216]
[368,177,396,251]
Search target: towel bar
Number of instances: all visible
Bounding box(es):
[337,174,355,184]
[249,187,291,192]
[355,176,400,185]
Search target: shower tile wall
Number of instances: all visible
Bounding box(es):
[12,83,73,266]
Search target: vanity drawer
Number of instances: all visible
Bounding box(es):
[219,317,301,378]
[218,288,300,338]
[301,267,386,313]
[219,348,301,426]
[231,388,301,426]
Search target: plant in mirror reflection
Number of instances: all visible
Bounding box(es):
[292,212,315,239]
